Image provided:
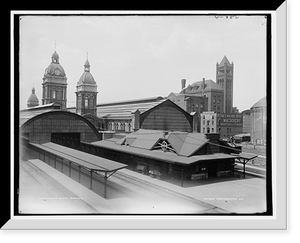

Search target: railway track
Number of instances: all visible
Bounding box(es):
[92,171,228,214]
[93,170,227,213]
[234,163,266,178]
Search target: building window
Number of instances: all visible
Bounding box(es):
[212,120,214,125]
[207,120,210,126]
[89,98,93,109]
[51,90,56,99]
[85,99,88,108]
[203,128,205,133]
[212,128,214,133]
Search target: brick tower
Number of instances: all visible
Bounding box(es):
[216,55,234,113]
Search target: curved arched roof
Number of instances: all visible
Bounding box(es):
[21,110,101,143]
[251,96,266,109]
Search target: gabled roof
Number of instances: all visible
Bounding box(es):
[111,129,208,157]
[91,140,238,166]
[124,130,163,150]
[178,133,208,156]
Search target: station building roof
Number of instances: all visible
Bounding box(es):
[91,129,238,166]
[92,139,237,166]
[113,129,208,156]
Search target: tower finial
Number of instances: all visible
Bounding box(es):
[87,52,88,60]
[54,40,57,51]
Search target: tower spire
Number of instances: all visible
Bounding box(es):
[84,53,90,72]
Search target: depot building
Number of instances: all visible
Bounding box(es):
[78,129,242,186]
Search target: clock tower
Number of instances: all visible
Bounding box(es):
[42,51,68,109]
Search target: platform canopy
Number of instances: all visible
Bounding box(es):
[231,152,259,178]
[33,142,127,172]
[29,142,128,198]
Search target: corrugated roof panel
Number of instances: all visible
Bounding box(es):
[96,100,165,118]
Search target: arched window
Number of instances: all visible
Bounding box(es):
[51,90,56,99]
[89,97,94,109]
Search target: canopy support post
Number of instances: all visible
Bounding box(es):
[90,170,93,190]
[181,166,184,187]
[69,161,72,177]
[104,172,108,199]
[243,159,246,178]
[78,166,81,183]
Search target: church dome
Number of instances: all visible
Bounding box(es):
[27,87,39,108]
[52,51,59,60]
[77,57,96,85]
[44,63,66,77]
[44,51,66,78]
[78,72,96,84]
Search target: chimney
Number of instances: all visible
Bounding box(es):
[181,79,186,90]
[202,78,206,96]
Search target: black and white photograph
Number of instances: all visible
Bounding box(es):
[6,6,288,230]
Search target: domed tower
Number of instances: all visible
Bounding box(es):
[75,56,98,116]
[27,87,39,108]
[42,51,68,109]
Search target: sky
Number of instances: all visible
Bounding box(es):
[19,14,267,111]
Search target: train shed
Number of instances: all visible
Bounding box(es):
[19,108,127,198]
